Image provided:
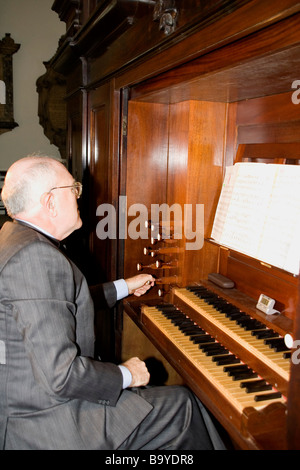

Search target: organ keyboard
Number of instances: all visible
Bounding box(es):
[140,285,291,449]
[173,286,290,396]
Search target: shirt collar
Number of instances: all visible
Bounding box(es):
[15,219,60,246]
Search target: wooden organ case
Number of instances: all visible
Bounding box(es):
[47,0,300,450]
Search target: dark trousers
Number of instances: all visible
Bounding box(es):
[118,385,226,450]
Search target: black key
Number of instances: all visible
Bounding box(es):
[173,319,194,327]
[187,286,208,293]
[163,312,185,320]
[213,355,240,365]
[264,337,288,352]
[161,310,186,320]
[200,344,227,356]
[199,342,221,350]
[182,327,205,336]
[237,318,264,331]
[226,312,245,321]
[274,344,290,353]
[162,312,185,321]
[179,322,196,330]
[254,392,282,402]
[187,286,211,295]
[240,379,272,393]
[253,329,279,339]
[206,344,226,352]
[196,293,218,302]
[172,319,192,327]
[235,314,250,323]
[193,335,215,344]
[180,318,195,325]
[183,328,206,336]
[224,365,257,381]
[205,349,226,357]
[157,304,179,312]
[231,370,258,381]
[223,306,242,316]
[161,312,186,320]
[224,364,249,373]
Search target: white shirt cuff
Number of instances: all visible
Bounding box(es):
[113,279,129,301]
[118,365,132,389]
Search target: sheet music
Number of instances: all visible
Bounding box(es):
[211,162,300,275]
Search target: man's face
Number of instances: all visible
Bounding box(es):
[51,165,82,240]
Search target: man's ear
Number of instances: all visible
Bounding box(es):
[40,192,57,217]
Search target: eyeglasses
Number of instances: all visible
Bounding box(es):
[49,181,82,199]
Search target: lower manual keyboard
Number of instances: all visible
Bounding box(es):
[141,303,286,416]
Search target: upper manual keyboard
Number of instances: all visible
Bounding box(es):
[172,286,290,395]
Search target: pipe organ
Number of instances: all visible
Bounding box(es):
[43,0,300,449]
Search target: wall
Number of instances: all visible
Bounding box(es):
[0,0,65,170]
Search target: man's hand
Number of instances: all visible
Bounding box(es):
[125,274,155,297]
[121,357,150,387]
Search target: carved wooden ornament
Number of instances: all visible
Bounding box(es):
[0,34,20,136]
[153,0,178,35]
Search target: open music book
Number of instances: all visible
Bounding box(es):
[211,162,300,275]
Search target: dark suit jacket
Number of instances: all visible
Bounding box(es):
[0,221,152,449]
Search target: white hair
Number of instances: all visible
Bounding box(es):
[2,155,60,217]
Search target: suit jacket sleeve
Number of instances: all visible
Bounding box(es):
[3,240,123,406]
[89,282,117,310]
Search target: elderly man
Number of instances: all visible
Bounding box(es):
[0,155,225,450]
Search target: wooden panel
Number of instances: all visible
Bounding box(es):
[225,252,297,320]
[235,143,300,164]
[122,100,171,369]
[237,92,300,126]
[124,99,228,290]
[67,90,86,182]
[129,13,300,104]
[112,1,300,93]
[237,122,300,145]
[287,284,300,449]
[88,82,122,361]
[236,94,300,150]
[88,82,114,282]
[124,101,169,284]
[167,100,227,284]
[63,89,92,280]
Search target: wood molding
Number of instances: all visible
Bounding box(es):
[0,34,20,136]
[36,63,67,159]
